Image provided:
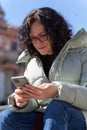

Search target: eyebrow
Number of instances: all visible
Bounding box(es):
[30,32,47,37]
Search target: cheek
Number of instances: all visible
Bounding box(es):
[47,42,52,49]
[32,43,40,50]
[46,43,53,54]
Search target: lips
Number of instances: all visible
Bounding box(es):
[38,46,46,50]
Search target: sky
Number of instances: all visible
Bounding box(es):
[0,0,87,34]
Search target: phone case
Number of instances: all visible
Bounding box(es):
[11,76,29,87]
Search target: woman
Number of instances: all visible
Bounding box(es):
[0,7,87,130]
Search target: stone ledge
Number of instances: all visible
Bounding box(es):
[0,105,12,111]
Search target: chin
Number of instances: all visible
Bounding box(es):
[38,51,47,55]
[40,53,47,56]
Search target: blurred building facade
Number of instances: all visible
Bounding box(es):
[0,5,25,104]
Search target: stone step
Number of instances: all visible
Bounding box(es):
[0,105,12,111]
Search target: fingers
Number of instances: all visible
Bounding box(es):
[14,93,28,107]
[23,85,42,96]
[14,83,54,101]
[16,101,28,108]
[14,88,29,107]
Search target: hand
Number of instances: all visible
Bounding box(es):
[22,83,58,100]
[14,88,29,108]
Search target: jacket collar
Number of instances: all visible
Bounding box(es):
[16,49,31,63]
[56,28,87,58]
[16,28,87,63]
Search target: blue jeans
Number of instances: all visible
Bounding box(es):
[0,100,86,130]
[0,109,38,130]
[43,100,86,130]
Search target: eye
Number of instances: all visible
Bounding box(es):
[30,36,37,42]
[39,34,48,41]
[30,33,48,44]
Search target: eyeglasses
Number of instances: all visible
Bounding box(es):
[30,33,48,44]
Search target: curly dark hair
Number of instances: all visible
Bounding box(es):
[18,7,72,57]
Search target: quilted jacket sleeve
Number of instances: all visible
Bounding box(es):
[53,48,87,110]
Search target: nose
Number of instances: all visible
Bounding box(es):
[35,38,42,44]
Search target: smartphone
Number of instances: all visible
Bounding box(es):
[11,75,29,88]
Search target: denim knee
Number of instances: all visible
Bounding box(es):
[0,109,15,123]
[45,100,69,113]
[0,109,38,130]
[43,100,86,130]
